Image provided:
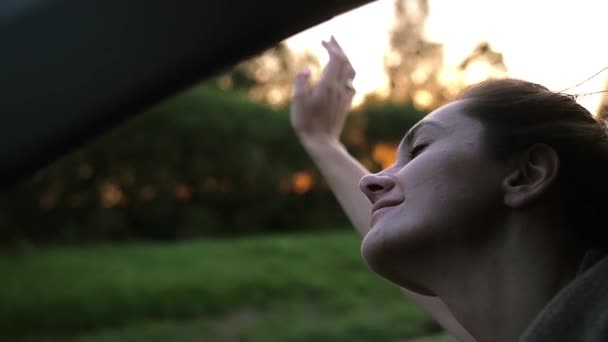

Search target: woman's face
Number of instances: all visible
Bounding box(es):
[359,100,507,292]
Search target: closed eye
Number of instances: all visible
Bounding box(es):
[409,143,428,158]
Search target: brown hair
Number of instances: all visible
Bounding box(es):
[457,78,608,249]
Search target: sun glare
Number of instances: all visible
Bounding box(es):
[285,0,608,113]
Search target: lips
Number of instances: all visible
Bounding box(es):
[371,199,403,215]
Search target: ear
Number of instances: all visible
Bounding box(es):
[502,144,560,208]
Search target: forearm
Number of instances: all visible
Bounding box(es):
[300,136,372,236]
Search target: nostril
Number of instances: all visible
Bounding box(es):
[367,184,384,192]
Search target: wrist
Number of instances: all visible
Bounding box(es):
[297,134,346,157]
[298,133,340,149]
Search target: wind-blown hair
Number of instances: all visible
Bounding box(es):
[457,78,608,249]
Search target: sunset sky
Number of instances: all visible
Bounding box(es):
[284,0,608,113]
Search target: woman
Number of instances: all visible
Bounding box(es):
[290,37,608,342]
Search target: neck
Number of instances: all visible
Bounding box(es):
[428,216,583,342]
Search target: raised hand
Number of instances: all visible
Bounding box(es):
[290,36,357,143]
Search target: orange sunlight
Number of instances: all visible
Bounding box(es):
[373,143,398,169]
[292,171,314,194]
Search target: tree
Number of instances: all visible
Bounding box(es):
[457,42,507,88]
[216,43,320,107]
[382,0,507,109]
[384,0,445,108]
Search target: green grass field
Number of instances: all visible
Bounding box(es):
[1,231,451,341]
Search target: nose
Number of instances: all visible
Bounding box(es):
[359,173,395,204]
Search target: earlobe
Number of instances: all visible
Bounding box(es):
[503,144,560,208]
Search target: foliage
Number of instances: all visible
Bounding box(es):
[0,231,442,340]
[383,0,507,108]
[216,42,320,106]
[0,84,426,245]
[384,0,445,106]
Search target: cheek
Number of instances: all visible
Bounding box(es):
[365,149,500,250]
[397,152,459,212]
[361,148,502,284]
[406,148,498,208]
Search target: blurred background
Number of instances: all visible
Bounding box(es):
[2,0,607,341]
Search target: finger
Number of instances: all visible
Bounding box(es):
[320,40,342,81]
[337,56,351,81]
[327,37,355,81]
[293,69,311,97]
[341,78,356,98]
[321,37,358,96]
[330,36,343,54]
[329,36,351,63]
[345,65,356,80]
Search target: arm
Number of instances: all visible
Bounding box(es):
[290,37,475,342]
[300,137,371,235]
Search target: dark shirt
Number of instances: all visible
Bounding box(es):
[520,250,608,341]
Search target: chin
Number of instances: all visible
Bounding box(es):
[360,222,436,295]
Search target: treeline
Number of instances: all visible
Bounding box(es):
[0,84,426,246]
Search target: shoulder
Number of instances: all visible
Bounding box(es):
[521,251,608,342]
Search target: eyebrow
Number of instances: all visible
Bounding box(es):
[401,121,445,147]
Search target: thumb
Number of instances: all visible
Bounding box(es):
[293,69,311,97]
